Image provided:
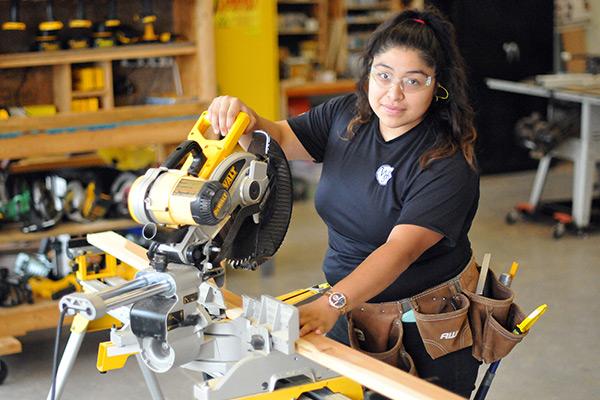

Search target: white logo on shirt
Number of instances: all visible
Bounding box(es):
[375,164,394,186]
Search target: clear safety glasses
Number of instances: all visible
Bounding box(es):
[370,67,433,93]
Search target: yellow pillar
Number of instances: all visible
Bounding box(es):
[214,0,279,120]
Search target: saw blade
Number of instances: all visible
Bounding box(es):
[219,132,293,270]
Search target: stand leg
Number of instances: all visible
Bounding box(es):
[136,353,165,400]
[528,154,552,207]
[572,102,599,229]
[47,315,89,400]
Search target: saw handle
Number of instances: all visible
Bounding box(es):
[162,140,206,177]
[187,111,251,179]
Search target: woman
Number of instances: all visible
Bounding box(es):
[207,6,480,397]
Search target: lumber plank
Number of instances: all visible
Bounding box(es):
[297,335,462,400]
[86,231,151,271]
[0,336,22,356]
[222,288,461,400]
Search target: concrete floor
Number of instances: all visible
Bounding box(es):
[1,163,599,399]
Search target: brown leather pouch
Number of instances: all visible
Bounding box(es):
[411,292,473,359]
[347,303,417,375]
[464,269,528,363]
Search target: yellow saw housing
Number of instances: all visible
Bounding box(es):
[127,112,251,227]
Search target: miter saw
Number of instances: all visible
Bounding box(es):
[50,113,362,400]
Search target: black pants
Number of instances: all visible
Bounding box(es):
[327,316,481,399]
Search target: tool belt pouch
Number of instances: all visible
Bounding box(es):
[411,290,473,360]
[464,269,529,363]
[347,303,417,375]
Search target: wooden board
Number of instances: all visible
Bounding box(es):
[0,219,139,245]
[283,79,356,97]
[0,298,72,338]
[0,119,194,160]
[0,336,22,356]
[0,102,206,134]
[90,232,461,399]
[86,231,151,272]
[561,28,587,73]
[0,43,197,69]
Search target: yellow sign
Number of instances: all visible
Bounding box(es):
[214,0,260,34]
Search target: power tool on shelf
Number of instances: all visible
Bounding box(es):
[51,112,362,399]
[0,179,31,225]
[93,0,121,48]
[33,0,64,51]
[0,0,28,54]
[133,0,172,43]
[65,0,92,49]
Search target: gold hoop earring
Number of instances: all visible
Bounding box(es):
[435,84,449,101]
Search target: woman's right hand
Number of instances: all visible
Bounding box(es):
[207,96,258,137]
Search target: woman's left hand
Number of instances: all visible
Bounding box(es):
[299,296,340,337]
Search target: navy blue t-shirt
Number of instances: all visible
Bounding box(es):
[287,94,479,303]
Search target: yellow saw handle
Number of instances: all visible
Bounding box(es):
[186,111,251,179]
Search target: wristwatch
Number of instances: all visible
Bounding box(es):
[326,291,348,315]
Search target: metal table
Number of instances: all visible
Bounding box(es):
[486,78,600,230]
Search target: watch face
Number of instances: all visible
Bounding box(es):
[329,292,346,309]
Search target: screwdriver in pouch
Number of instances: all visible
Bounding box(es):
[474,261,519,400]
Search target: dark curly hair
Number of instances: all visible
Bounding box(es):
[347,6,477,170]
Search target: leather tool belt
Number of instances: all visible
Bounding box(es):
[347,255,529,376]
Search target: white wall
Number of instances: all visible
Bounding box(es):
[588,0,600,53]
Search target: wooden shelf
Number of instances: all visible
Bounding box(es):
[279,28,320,35]
[278,0,319,4]
[9,153,107,174]
[347,17,388,25]
[0,298,73,356]
[282,79,356,97]
[72,89,108,98]
[0,218,140,244]
[346,2,391,10]
[0,102,203,134]
[0,42,196,69]
[0,102,207,159]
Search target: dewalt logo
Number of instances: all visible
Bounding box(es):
[222,166,238,189]
[213,191,230,218]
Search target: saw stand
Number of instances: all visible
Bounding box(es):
[50,264,346,400]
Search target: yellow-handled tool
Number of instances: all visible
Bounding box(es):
[186,111,251,179]
[514,304,548,334]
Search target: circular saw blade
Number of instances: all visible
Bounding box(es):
[221,132,293,270]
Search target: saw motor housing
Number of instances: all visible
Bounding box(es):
[128,111,254,228]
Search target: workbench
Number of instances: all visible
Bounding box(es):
[486,78,600,232]
[0,298,73,383]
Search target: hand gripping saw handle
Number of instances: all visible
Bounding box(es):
[179,111,251,180]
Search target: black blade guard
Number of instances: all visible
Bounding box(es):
[223,133,293,270]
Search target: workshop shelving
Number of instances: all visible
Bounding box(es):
[338,0,423,76]
[0,1,215,377]
[0,42,197,68]
[278,0,328,80]
[0,218,139,246]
